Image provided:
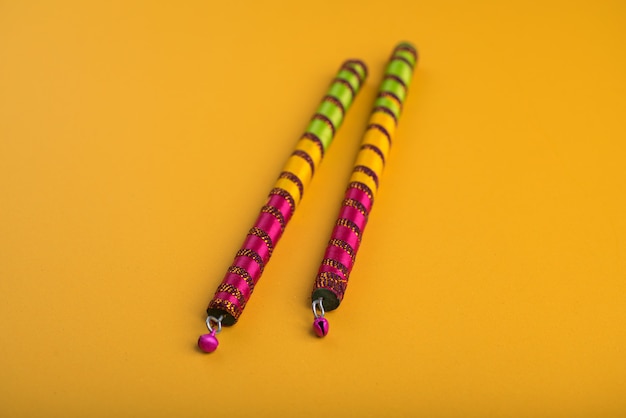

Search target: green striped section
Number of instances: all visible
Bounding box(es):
[316,100,343,129]
[337,68,361,92]
[345,61,367,81]
[385,59,413,86]
[306,119,333,149]
[302,60,367,152]
[375,42,418,116]
[379,78,407,102]
[393,42,418,66]
[327,81,354,110]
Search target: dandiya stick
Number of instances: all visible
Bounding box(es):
[310,42,418,337]
[198,59,368,352]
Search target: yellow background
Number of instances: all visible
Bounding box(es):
[1,1,625,416]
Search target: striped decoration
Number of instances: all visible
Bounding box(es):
[207,59,368,325]
[311,42,418,311]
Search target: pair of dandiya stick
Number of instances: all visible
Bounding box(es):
[198,41,418,353]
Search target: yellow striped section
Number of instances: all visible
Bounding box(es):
[361,129,391,159]
[295,138,323,168]
[369,111,396,137]
[354,148,384,178]
[282,155,313,189]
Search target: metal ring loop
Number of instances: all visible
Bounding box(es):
[312,297,325,319]
[205,315,224,334]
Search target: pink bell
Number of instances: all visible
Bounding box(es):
[198,331,219,353]
[313,317,329,337]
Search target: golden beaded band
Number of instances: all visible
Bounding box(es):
[260,205,286,231]
[322,258,350,276]
[314,271,348,295]
[208,298,240,321]
[216,283,247,309]
[328,238,356,262]
[336,218,362,240]
[235,248,265,273]
[248,226,274,254]
[269,187,296,214]
[227,265,255,292]
[347,181,374,202]
[342,198,369,218]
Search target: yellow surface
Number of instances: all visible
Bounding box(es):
[1,1,625,417]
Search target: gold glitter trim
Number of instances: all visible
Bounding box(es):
[336,218,362,241]
[235,248,265,272]
[313,271,347,296]
[227,265,255,292]
[216,283,247,309]
[348,181,374,202]
[207,298,241,321]
[260,205,285,231]
[342,198,369,218]
[322,257,350,276]
[328,238,356,262]
[248,226,274,255]
[269,187,295,214]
